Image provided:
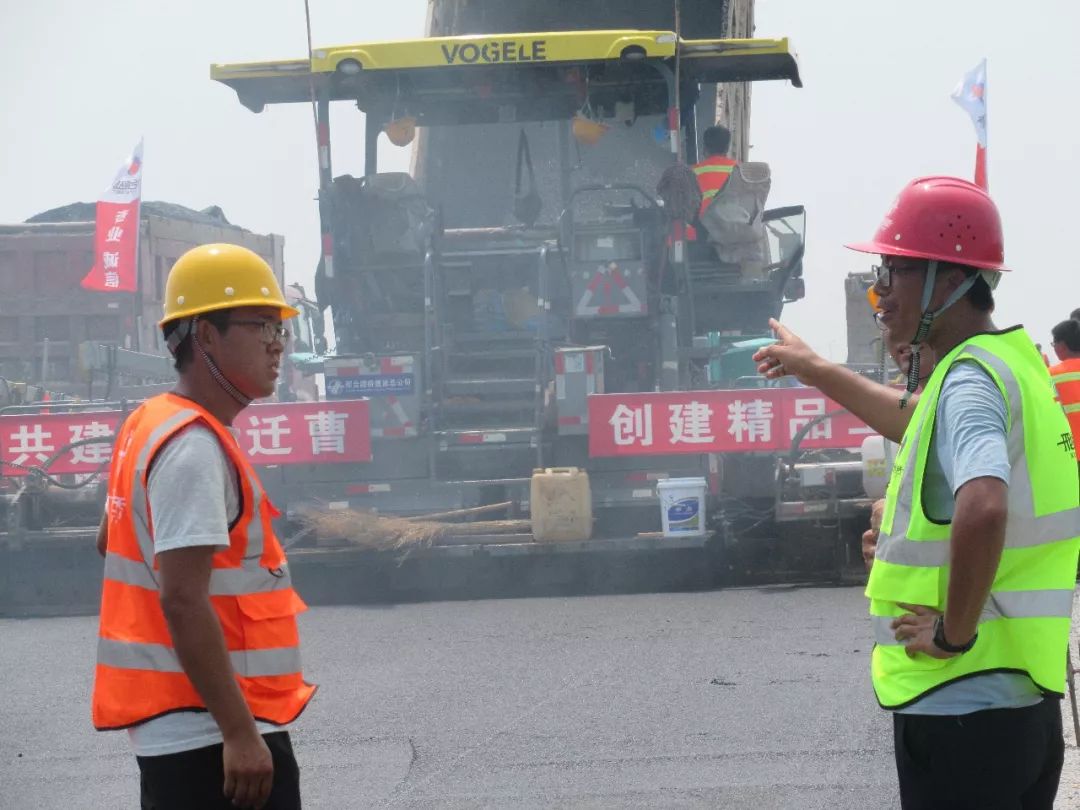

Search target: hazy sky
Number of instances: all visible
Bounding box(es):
[3,0,1077,360]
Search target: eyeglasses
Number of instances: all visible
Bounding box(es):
[871,264,896,289]
[871,261,922,290]
[228,320,290,345]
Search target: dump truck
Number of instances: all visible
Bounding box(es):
[204,26,877,577]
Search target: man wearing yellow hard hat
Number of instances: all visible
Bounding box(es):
[92,244,314,810]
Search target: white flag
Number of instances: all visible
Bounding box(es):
[951,59,987,148]
[99,139,144,204]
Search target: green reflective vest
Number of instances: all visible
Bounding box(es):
[866,327,1080,710]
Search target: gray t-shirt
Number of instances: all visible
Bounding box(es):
[900,360,1043,715]
[128,423,287,756]
[147,423,238,553]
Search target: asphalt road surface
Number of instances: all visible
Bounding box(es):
[4,586,1080,808]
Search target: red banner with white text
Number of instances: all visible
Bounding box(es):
[81,140,143,292]
[0,399,371,476]
[588,388,877,457]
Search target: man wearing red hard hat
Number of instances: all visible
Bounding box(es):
[755,177,1080,808]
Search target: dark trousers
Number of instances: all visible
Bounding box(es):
[137,731,301,810]
[893,697,1064,810]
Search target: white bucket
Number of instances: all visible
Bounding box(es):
[656,477,708,537]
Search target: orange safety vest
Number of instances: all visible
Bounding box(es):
[1050,358,1080,445]
[92,393,316,731]
[692,155,738,218]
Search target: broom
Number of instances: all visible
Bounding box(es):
[296,506,531,553]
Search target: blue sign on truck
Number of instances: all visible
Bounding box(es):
[326,374,414,399]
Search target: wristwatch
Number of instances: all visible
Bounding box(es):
[932,614,977,654]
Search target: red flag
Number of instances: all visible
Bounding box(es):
[81,140,143,292]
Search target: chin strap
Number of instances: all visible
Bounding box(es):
[187,317,253,408]
[898,261,978,409]
[194,337,252,408]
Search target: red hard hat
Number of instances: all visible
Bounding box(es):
[846,176,1007,271]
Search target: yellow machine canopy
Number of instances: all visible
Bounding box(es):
[211,30,801,123]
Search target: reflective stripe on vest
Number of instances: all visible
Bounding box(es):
[98,637,302,678]
[694,163,735,198]
[871,588,1075,646]
[103,552,292,596]
[865,328,1080,709]
[92,393,316,731]
[693,157,737,214]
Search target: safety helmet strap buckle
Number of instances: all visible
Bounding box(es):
[166,318,193,358]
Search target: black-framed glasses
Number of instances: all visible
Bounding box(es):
[228,320,290,345]
[872,261,924,290]
[872,264,893,289]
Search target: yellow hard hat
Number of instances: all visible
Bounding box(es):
[572,114,608,146]
[161,243,299,327]
[384,116,416,147]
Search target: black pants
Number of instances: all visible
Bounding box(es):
[893,697,1064,810]
[137,731,301,810]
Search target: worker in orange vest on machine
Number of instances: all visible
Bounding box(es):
[692,125,738,220]
[679,125,739,250]
[91,244,315,810]
[1050,317,1080,460]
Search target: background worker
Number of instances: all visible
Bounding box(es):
[753,176,1080,809]
[677,125,739,253]
[692,125,738,221]
[92,244,315,810]
[1050,318,1080,462]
